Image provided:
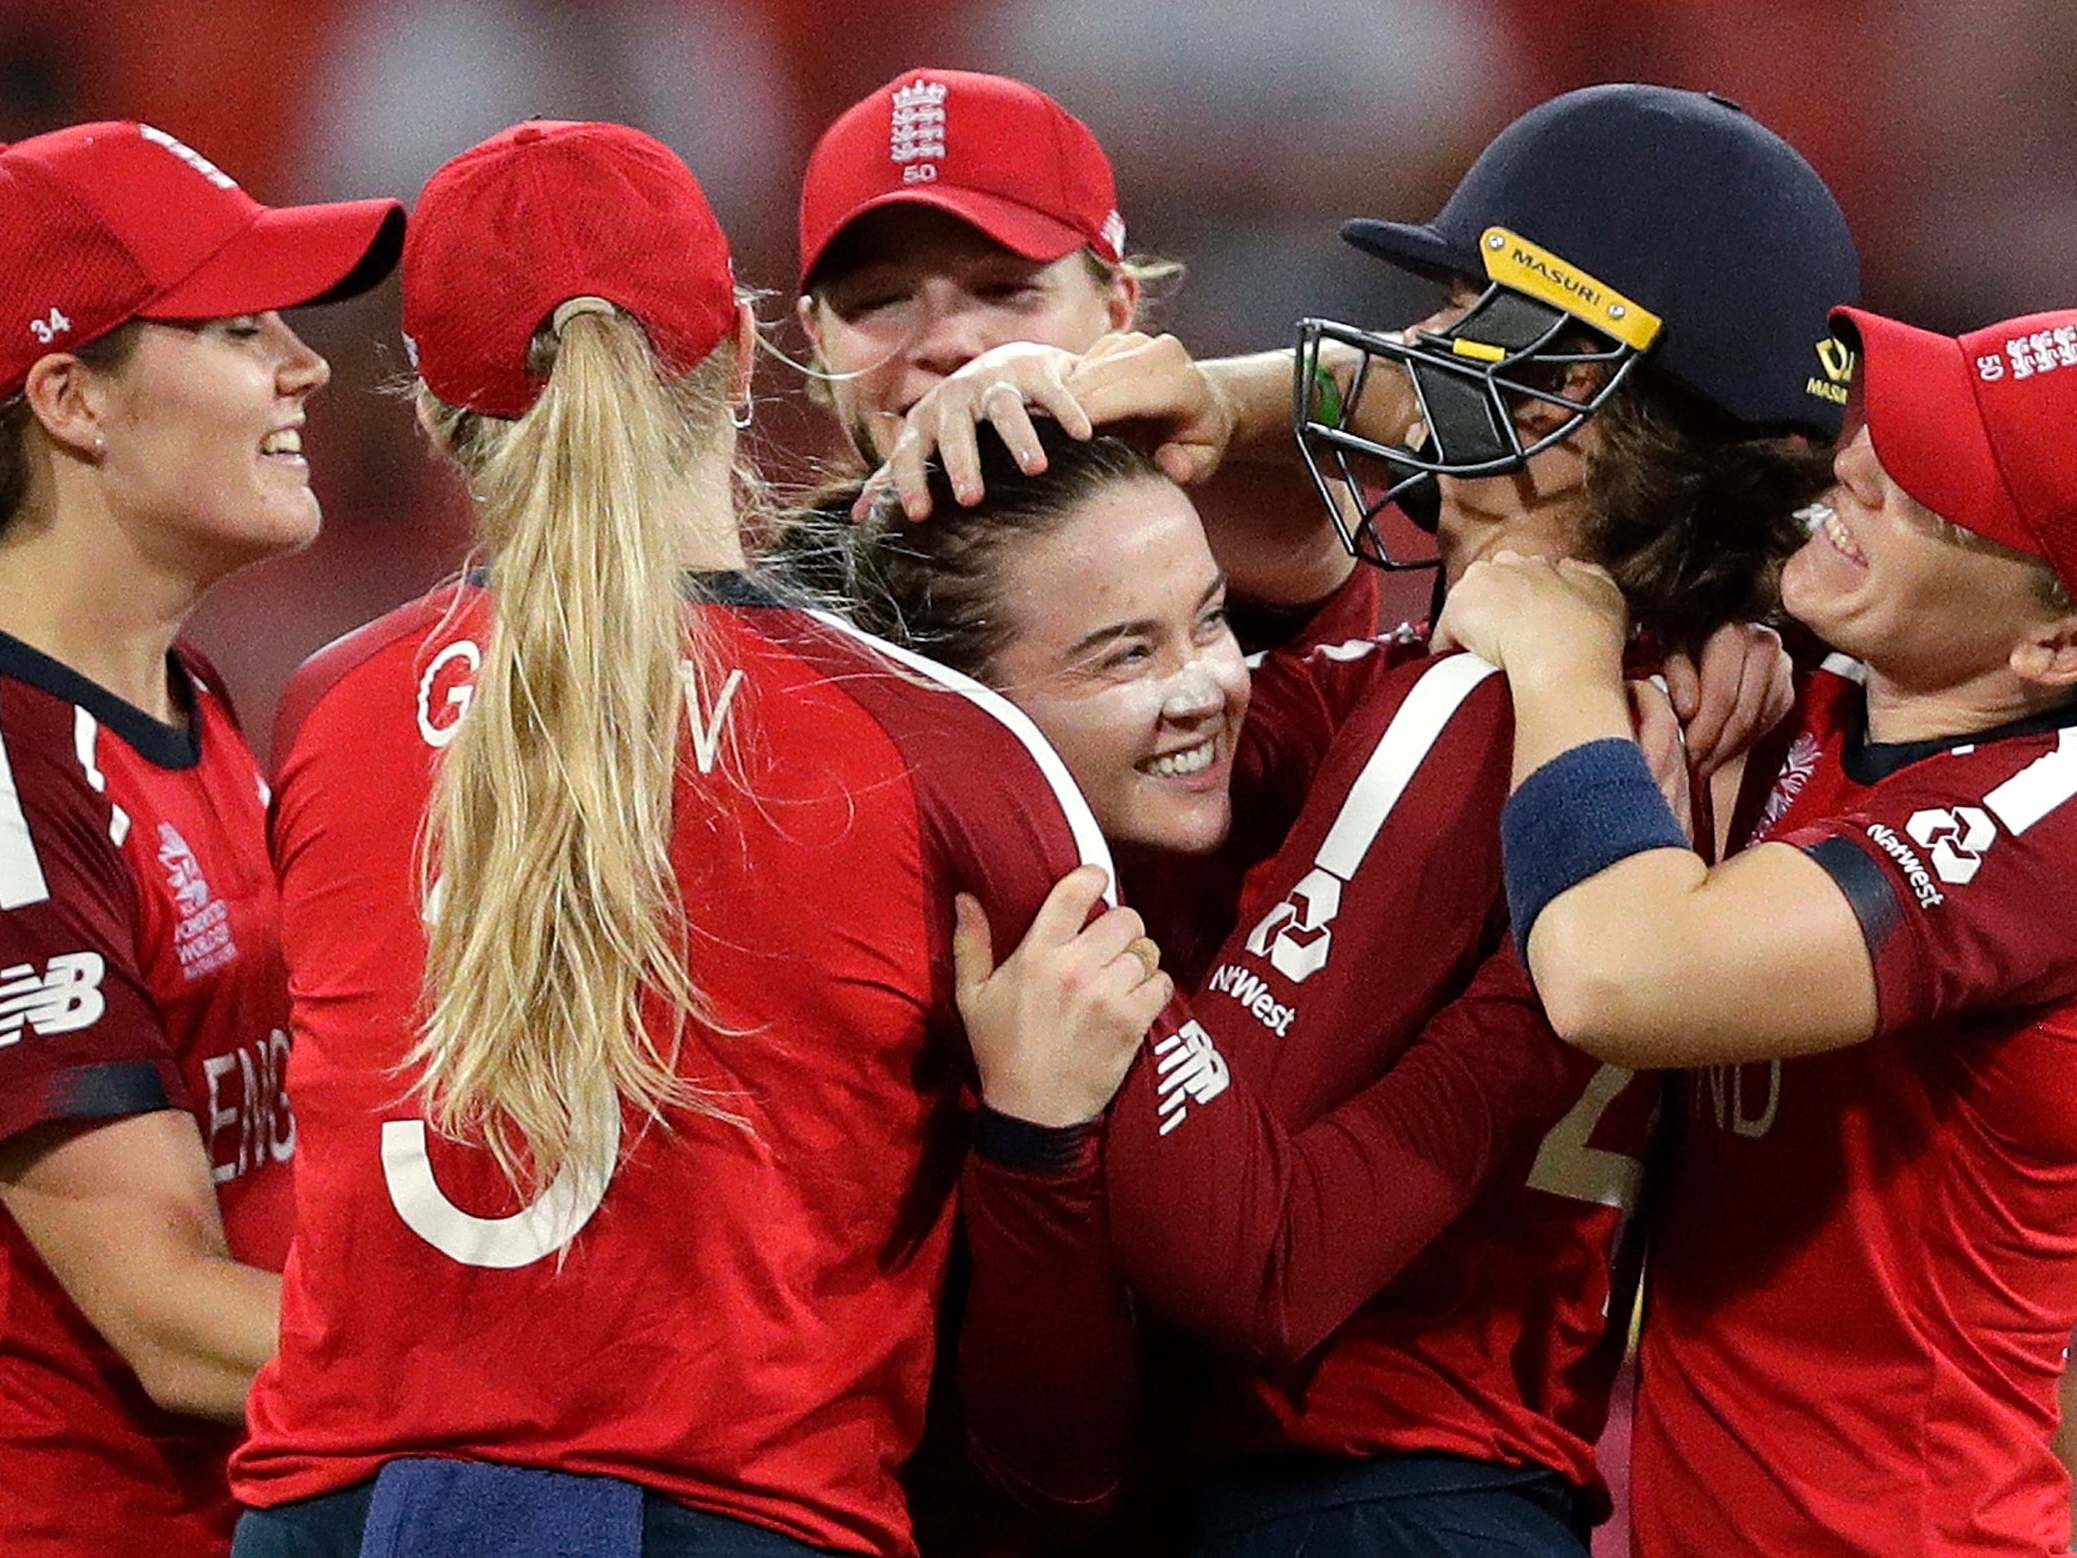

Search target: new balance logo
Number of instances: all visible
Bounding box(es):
[1204,962,1295,1037]
[1906,805,1996,886]
[0,952,106,1043]
[1154,1020,1229,1135]
[1243,866,1343,983]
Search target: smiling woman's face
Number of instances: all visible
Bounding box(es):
[95,311,332,574]
[986,476,1251,856]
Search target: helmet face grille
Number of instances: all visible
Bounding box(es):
[1293,285,1646,572]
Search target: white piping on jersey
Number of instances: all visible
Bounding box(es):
[0,719,48,910]
[805,611,1118,904]
[1818,652,1868,684]
[73,708,130,846]
[1985,726,2077,837]
[1315,653,1500,880]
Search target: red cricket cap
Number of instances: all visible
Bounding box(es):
[0,121,403,398]
[1834,306,2077,593]
[403,120,737,419]
[798,68,1125,290]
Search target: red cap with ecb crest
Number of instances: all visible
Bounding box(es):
[798,69,1125,290]
[0,120,403,398]
[1834,305,2077,593]
[402,120,737,419]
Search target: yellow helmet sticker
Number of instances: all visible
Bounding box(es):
[1478,227,1662,352]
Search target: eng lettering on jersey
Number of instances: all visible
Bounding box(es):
[1693,1059,1782,1140]
[157,822,238,978]
[1203,961,1296,1036]
[416,640,481,749]
[0,951,106,1044]
[381,1090,618,1268]
[1154,1020,1230,1136]
[203,1028,295,1183]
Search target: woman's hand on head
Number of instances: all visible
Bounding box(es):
[854,331,1240,521]
[952,865,1172,1128]
[1430,552,1630,680]
[857,342,1093,521]
[1060,331,1237,486]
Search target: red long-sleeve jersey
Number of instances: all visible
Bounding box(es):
[1108,645,1655,1516]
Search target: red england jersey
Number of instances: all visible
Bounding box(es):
[233,576,1153,1557]
[1634,658,2077,1557]
[1108,644,1655,1517]
[0,634,293,1557]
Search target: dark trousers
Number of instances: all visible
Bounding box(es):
[1191,1452,1591,1558]
[233,1480,833,1558]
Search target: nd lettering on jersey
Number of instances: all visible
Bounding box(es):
[1693,1059,1782,1140]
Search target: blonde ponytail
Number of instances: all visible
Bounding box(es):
[412,311,743,1199]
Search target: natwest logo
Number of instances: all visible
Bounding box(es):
[1866,822,1944,907]
[1205,962,1296,1037]
[1244,866,1342,983]
[1905,805,1996,886]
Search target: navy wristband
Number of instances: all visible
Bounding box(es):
[1501,737,1689,958]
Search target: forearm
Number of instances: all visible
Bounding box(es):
[957,1114,1135,1515]
[116,1255,281,1423]
[1195,348,1359,606]
[0,1111,281,1426]
[1103,1026,1517,1364]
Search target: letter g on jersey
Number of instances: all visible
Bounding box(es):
[1905,805,1996,886]
[1244,866,1343,982]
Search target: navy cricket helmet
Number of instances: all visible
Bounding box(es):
[1297,84,1861,569]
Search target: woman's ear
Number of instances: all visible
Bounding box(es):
[22,353,110,460]
[2010,609,2077,691]
[730,301,757,405]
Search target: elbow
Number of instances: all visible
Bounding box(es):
[1530,916,1662,1069]
[129,1347,236,1422]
